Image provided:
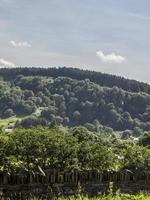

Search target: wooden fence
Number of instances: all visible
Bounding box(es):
[1,169,150,186]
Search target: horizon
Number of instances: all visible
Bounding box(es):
[0,0,150,82]
[0,66,150,85]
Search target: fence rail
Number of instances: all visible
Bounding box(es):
[1,170,150,186]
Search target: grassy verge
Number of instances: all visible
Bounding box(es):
[0,107,45,130]
[28,194,150,200]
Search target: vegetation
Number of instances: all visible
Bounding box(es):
[0,126,150,173]
[0,67,150,137]
[56,194,150,200]
[26,190,150,200]
[0,67,150,197]
[2,190,150,200]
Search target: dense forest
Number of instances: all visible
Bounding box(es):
[0,67,150,137]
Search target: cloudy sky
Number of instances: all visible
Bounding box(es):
[0,0,150,82]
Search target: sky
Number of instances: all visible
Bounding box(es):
[0,0,150,83]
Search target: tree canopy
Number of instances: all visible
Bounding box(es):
[0,67,150,136]
[0,126,150,173]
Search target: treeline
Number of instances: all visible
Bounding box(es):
[0,74,150,134]
[0,67,150,93]
[0,126,150,173]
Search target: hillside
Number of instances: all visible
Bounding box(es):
[0,67,150,136]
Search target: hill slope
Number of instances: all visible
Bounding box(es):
[0,67,150,136]
[1,67,150,93]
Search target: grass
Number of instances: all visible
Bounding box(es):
[28,194,150,200]
[27,182,150,200]
[32,107,46,117]
[0,107,45,130]
[0,116,20,127]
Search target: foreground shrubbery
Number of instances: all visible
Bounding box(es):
[0,126,150,172]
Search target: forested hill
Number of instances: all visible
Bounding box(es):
[0,67,150,136]
[0,67,150,93]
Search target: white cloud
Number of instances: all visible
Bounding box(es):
[96,50,125,64]
[10,40,31,47]
[0,58,16,68]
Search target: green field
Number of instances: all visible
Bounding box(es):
[0,107,45,130]
[0,116,20,127]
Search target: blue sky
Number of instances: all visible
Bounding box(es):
[0,0,150,82]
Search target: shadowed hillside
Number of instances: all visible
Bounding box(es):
[0,67,150,136]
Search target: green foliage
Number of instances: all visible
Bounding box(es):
[120,144,150,171]
[0,68,150,134]
[0,126,150,173]
[7,127,79,171]
[66,194,150,200]
[3,108,14,118]
[139,131,150,146]
[28,193,150,200]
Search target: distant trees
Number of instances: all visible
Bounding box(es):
[139,132,150,147]
[0,68,150,134]
[15,101,36,115]
[4,108,14,118]
[20,117,39,128]
[41,107,57,120]
[1,67,150,93]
